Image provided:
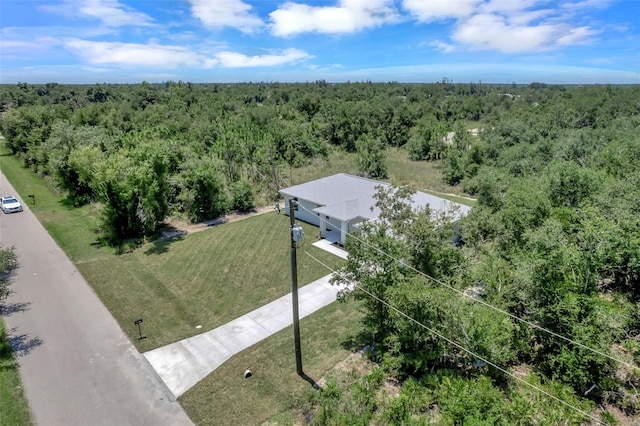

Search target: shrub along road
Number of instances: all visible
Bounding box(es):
[0,172,192,426]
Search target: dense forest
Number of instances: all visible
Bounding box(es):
[1,81,640,423]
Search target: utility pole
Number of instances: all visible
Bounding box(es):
[289,198,303,375]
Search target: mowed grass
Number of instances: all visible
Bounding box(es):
[180,299,364,426]
[0,321,33,426]
[78,213,345,351]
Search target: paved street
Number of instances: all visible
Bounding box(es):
[0,172,192,426]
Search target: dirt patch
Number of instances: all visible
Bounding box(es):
[315,349,374,389]
[158,205,275,240]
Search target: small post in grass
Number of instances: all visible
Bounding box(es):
[134,318,146,340]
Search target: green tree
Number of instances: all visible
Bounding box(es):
[332,185,416,337]
[436,375,505,424]
[406,116,448,161]
[442,148,465,185]
[546,161,600,208]
[230,179,254,212]
[37,122,110,204]
[0,247,18,301]
[0,104,59,162]
[356,134,387,179]
[93,144,170,243]
[173,155,228,223]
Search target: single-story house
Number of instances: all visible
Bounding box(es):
[279,173,471,246]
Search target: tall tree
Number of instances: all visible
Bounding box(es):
[356,133,388,179]
[93,143,170,242]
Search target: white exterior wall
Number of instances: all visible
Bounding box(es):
[283,194,362,246]
[284,196,320,227]
[318,216,348,244]
[323,216,342,232]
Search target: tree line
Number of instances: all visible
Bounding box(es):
[1,80,639,421]
[326,83,640,423]
[3,81,635,245]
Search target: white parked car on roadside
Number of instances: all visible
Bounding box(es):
[1,195,23,213]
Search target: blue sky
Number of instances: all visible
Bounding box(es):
[1,0,638,84]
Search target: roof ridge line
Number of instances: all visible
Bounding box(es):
[338,173,389,186]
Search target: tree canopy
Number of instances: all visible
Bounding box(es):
[2,80,639,422]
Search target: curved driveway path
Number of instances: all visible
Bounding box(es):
[0,172,192,426]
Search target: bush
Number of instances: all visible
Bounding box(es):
[231,180,254,212]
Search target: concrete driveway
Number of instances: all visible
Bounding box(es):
[0,172,192,426]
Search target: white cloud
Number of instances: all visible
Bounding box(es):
[0,38,58,53]
[428,40,457,53]
[480,0,541,14]
[166,31,199,42]
[504,8,554,26]
[561,0,614,13]
[452,13,557,53]
[452,14,553,53]
[64,39,203,67]
[188,0,263,33]
[414,0,599,53]
[79,0,154,26]
[63,39,311,69]
[42,0,153,27]
[2,24,112,42]
[402,0,481,22]
[556,26,597,46]
[212,48,312,67]
[0,32,63,61]
[270,0,400,37]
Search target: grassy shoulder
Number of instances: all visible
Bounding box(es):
[0,320,33,426]
[0,150,116,263]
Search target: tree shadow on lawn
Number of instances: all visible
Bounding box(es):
[341,328,374,352]
[57,196,76,209]
[7,327,44,357]
[143,230,186,256]
[0,301,31,317]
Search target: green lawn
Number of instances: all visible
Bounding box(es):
[0,321,33,426]
[78,214,345,351]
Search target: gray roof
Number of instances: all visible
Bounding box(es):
[280,173,470,222]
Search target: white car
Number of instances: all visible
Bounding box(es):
[0,196,23,213]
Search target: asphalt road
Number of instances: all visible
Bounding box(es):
[0,172,193,426]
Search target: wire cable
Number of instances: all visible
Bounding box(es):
[295,201,636,371]
[303,250,608,426]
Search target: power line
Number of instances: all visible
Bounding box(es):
[296,201,636,371]
[303,250,608,426]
